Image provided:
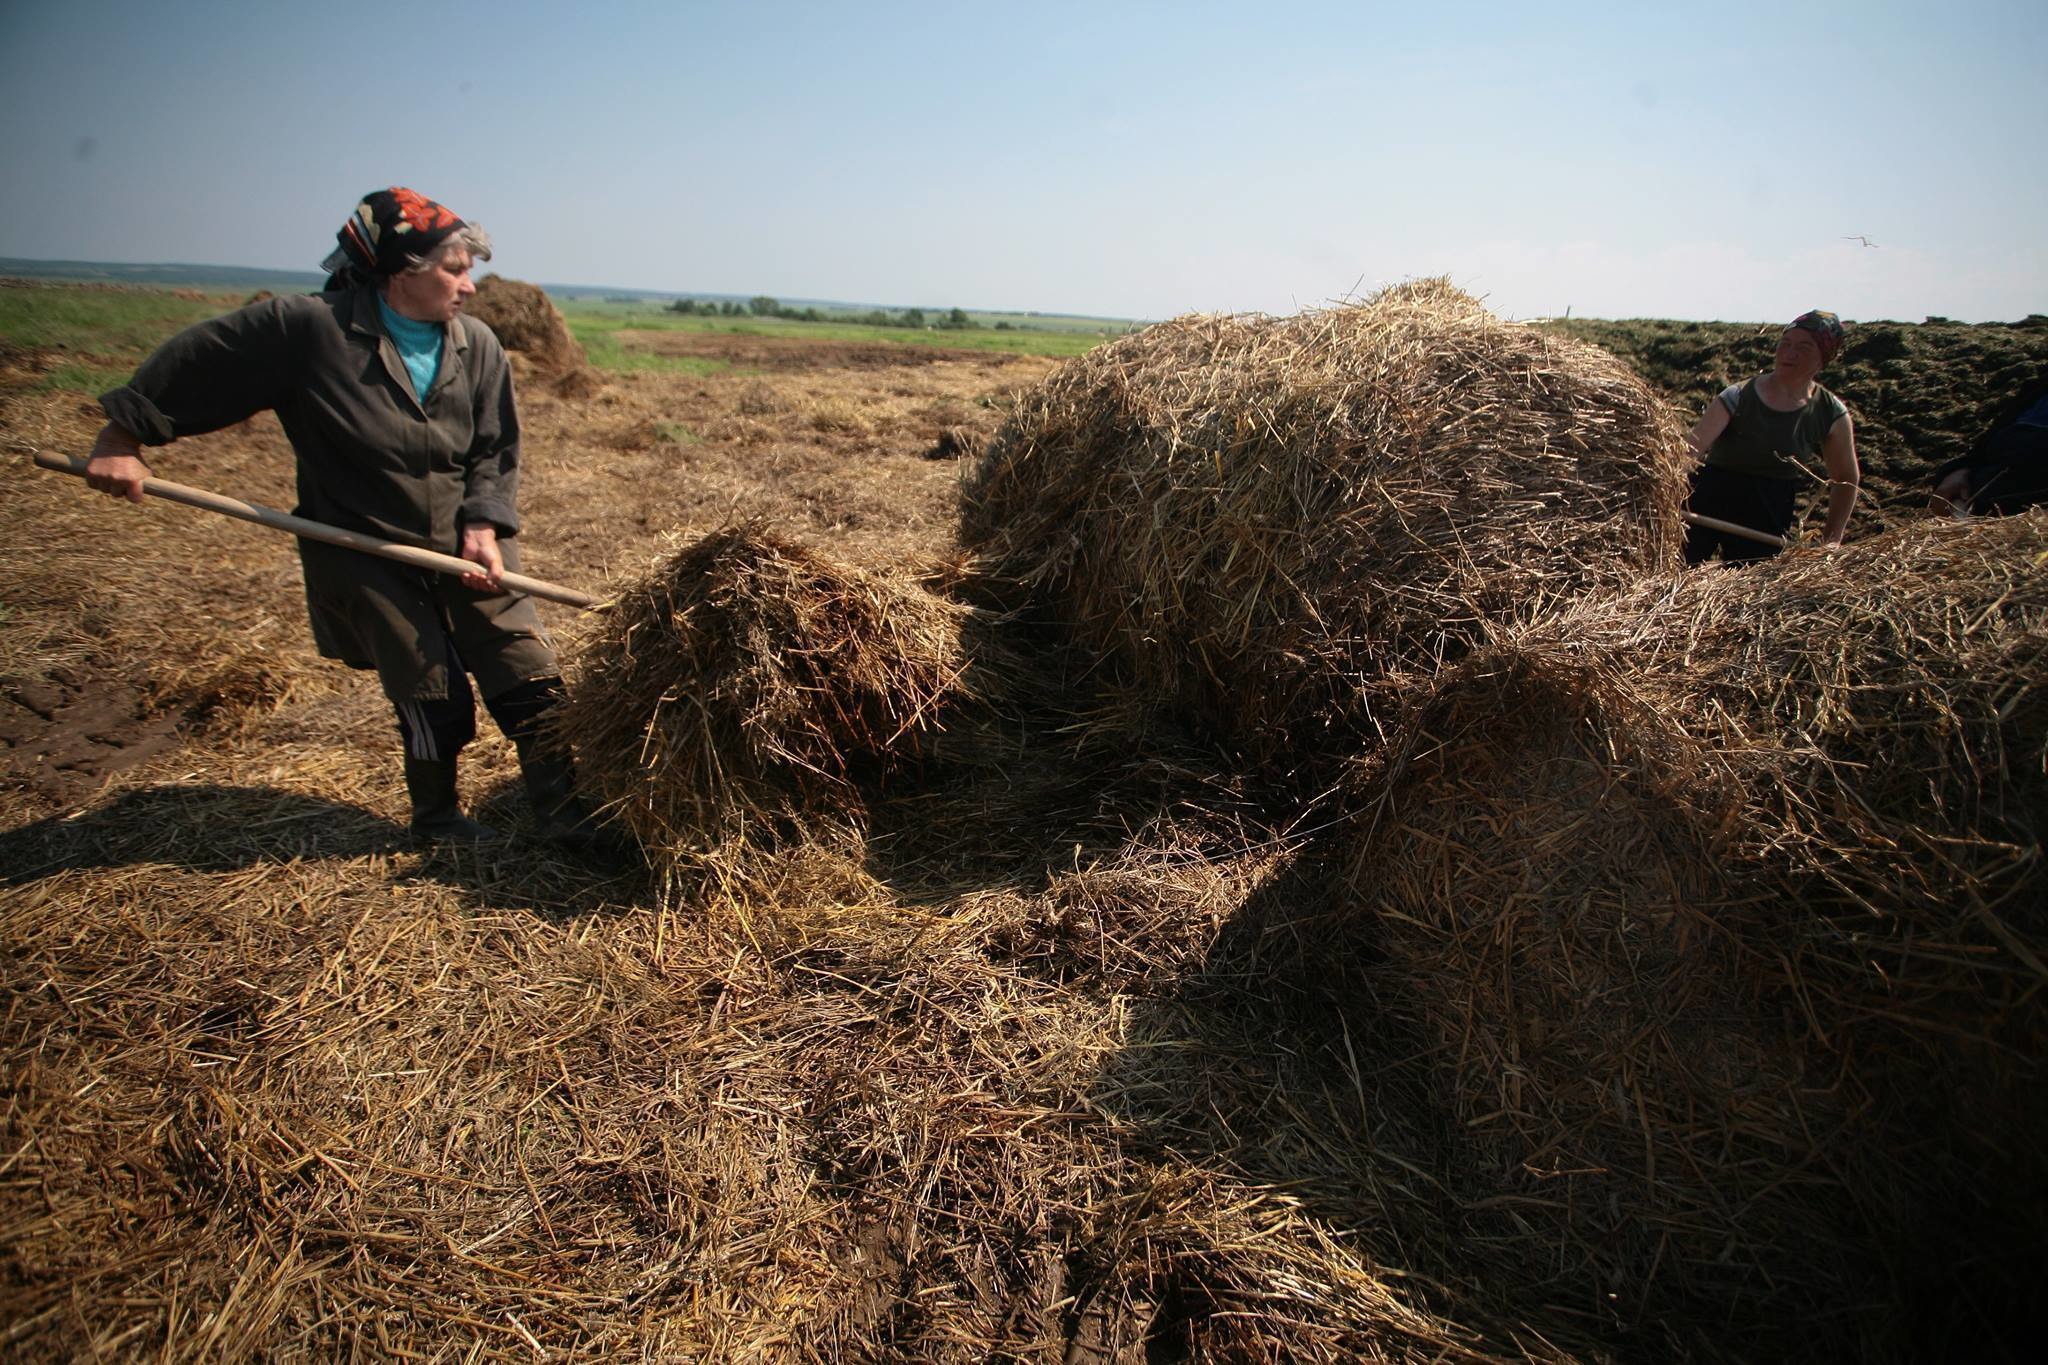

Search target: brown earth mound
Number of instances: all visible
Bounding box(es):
[466,275,601,396]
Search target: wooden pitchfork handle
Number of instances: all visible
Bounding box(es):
[32,450,603,610]
[1683,510,1789,550]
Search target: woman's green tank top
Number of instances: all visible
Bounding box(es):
[1706,378,1848,481]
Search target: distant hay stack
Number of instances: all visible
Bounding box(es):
[557,526,1021,883]
[959,279,1690,771]
[1351,514,2048,1352]
[467,275,602,397]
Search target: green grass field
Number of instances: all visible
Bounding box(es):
[0,285,246,391]
[0,281,1131,389]
[564,315,732,377]
[555,297,1126,361]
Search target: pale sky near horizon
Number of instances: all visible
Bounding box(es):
[2,0,2042,323]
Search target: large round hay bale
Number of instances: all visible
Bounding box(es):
[1351,513,2048,1357]
[556,526,1023,882]
[1353,646,1862,1351]
[466,275,601,395]
[959,279,1690,773]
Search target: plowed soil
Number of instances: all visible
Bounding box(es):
[0,669,184,807]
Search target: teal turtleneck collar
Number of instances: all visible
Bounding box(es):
[376,293,444,401]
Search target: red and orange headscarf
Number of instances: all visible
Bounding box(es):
[321,187,468,289]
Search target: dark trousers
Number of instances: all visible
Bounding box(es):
[394,647,565,762]
[1956,424,2048,515]
[1684,465,1800,565]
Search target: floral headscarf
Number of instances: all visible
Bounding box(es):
[319,188,468,290]
[1788,309,1846,366]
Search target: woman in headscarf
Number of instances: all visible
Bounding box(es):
[83,188,620,854]
[1682,309,1861,564]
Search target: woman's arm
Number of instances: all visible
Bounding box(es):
[83,297,300,508]
[1820,412,1860,547]
[97,297,296,448]
[1687,396,1733,457]
[457,325,523,537]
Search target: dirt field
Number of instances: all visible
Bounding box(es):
[2,284,2041,1362]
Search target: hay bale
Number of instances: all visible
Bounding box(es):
[557,525,1024,882]
[960,279,1690,772]
[466,275,601,395]
[1352,513,2048,1355]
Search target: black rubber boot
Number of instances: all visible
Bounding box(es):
[404,757,499,845]
[517,743,635,862]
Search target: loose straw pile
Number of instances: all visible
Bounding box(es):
[556,524,1026,888]
[1350,512,2048,1356]
[959,279,1692,774]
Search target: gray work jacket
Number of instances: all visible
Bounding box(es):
[100,288,555,701]
[101,286,522,550]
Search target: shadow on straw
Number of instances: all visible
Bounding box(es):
[1,782,653,917]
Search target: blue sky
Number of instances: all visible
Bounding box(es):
[2,0,2042,322]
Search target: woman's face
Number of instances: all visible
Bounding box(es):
[1774,327,1822,374]
[384,247,477,323]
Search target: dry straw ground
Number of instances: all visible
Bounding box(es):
[2,277,2043,1363]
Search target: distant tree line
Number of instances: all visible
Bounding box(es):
[667,296,976,330]
[665,297,801,319]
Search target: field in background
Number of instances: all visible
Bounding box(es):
[12,276,2043,522]
[0,257,1142,358]
[557,296,1125,363]
[0,283,233,394]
